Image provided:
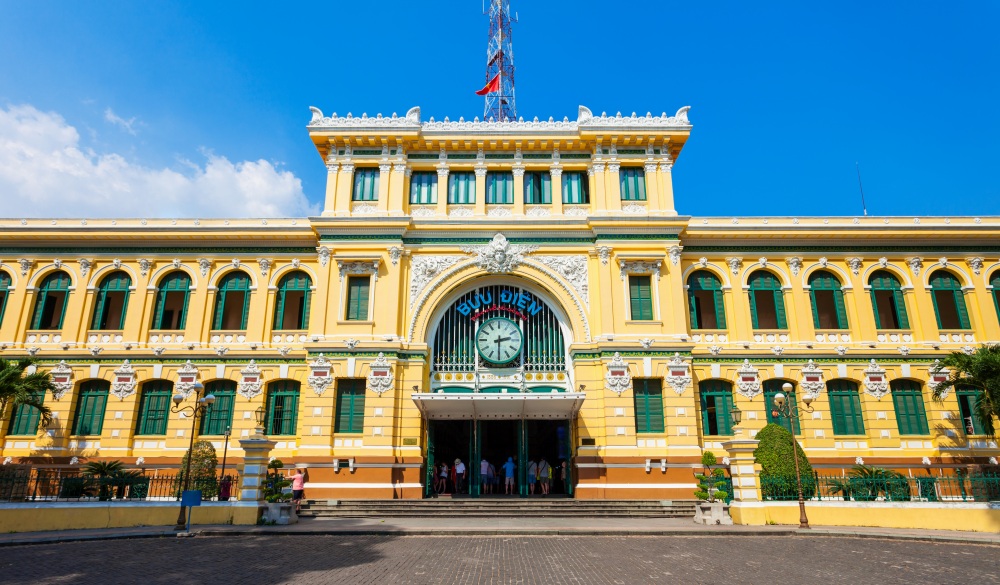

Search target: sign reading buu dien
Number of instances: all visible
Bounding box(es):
[455,287,545,320]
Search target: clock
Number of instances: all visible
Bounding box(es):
[475,317,523,365]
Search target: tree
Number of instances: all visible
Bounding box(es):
[0,358,54,429]
[754,423,816,499]
[177,440,219,499]
[932,344,1000,438]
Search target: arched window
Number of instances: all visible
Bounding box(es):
[890,380,928,436]
[200,380,236,435]
[956,385,985,435]
[699,380,734,436]
[273,272,312,330]
[688,270,726,330]
[91,271,132,330]
[828,380,864,436]
[72,380,109,435]
[266,380,300,435]
[748,270,787,329]
[0,270,10,327]
[808,271,848,330]
[763,380,799,434]
[152,271,191,330]
[136,380,173,435]
[929,270,970,330]
[31,271,72,330]
[8,388,45,436]
[991,271,1000,326]
[869,270,909,329]
[212,272,251,330]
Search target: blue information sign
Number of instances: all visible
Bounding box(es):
[180,490,203,507]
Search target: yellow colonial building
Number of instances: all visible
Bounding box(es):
[1,104,998,500]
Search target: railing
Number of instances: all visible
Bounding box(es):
[0,469,240,503]
[760,473,1000,503]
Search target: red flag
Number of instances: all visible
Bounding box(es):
[475,74,500,96]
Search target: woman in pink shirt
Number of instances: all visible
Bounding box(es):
[289,468,307,512]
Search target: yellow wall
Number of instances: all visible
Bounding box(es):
[0,502,259,533]
[731,501,1000,533]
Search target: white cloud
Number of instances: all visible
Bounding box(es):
[103,107,138,135]
[0,104,317,218]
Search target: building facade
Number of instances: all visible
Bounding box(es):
[1,104,998,499]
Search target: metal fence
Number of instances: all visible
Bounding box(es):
[760,473,1000,503]
[0,469,239,503]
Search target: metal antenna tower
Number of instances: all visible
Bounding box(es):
[483,0,517,121]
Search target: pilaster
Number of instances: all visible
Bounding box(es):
[606,161,622,212]
[512,165,525,215]
[474,165,487,216]
[550,165,563,216]
[436,167,450,217]
[723,438,765,525]
[376,163,392,214]
[323,162,339,216]
[335,163,355,216]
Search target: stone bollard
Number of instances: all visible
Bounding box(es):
[235,435,276,525]
[722,439,765,525]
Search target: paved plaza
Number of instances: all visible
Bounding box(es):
[1,534,997,584]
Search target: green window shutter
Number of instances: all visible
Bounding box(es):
[713,291,727,329]
[448,172,475,204]
[201,382,235,435]
[486,172,513,204]
[869,288,882,329]
[562,172,587,204]
[992,272,1000,326]
[773,289,788,329]
[748,289,759,329]
[152,287,167,329]
[273,288,287,329]
[352,168,379,201]
[829,381,865,435]
[833,288,848,329]
[409,172,437,204]
[301,285,312,330]
[763,381,799,434]
[346,276,370,321]
[619,168,647,201]
[954,290,971,329]
[956,387,985,435]
[633,379,664,433]
[336,380,366,434]
[0,272,10,326]
[629,275,653,320]
[239,289,251,330]
[687,290,699,329]
[266,381,300,435]
[137,381,172,435]
[809,288,821,329]
[891,381,929,436]
[73,381,109,435]
[91,288,107,330]
[892,289,909,329]
[699,381,734,436]
[212,289,226,330]
[8,391,44,436]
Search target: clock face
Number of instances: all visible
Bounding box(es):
[476,317,523,364]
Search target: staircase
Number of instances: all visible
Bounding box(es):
[298,498,697,519]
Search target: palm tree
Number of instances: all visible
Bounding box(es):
[0,358,54,429]
[932,344,1000,438]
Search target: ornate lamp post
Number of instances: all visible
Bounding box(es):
[171,382,215,531]
[218,426,232,501]
[730,405,743,429]
[771,381,814,529]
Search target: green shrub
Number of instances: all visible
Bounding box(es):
[175,440,219,499]
[754,423,815,500]
[848,465,910,501]
[262,459,292,503]
[694,451,728,502]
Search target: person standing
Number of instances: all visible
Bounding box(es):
[559,460,568,495]
[289,467,307,513]
[538,458,551,496]
[527,459,538,495]
[502,456,516,495]
[454,458,466,494]
[481,458,492,495]
[438,461,449,495]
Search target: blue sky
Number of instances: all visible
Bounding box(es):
[1,1,997,218]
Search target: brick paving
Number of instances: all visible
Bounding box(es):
[1,534,998,584]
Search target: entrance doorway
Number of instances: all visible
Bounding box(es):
[425,419,572,498]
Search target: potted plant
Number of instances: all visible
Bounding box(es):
[692,451,733,525]
[260,459,298,525]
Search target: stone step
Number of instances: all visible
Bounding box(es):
[298,498,698,518]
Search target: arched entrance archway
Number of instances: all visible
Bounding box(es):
[413,277,583,499]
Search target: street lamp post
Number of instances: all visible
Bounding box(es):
[171,382,216,531]
[771,381,814,529]
[218,426,232,501]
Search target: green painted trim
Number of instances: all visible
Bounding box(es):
[684,245,1000,253]
[0,247,316,255]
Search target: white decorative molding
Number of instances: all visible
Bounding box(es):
[664,353,691,395]
[291,258,301,269]
[337,259,380,284]
[640,338,654,349]
[461,233,538,274]
[531,256,589,305]
[770,346,784,356]
[89,347,103,357]
[409,256,466,307]
[344,338,360,349]
[152,347,165,356]
[449,207,474,218]
[708,345,723,356]
[835,345,849,356]
[388,246,404,266]
[317,246,331,268]
[961,345,976,355]
[111,360,137,400]
[18,258,33,276]
[238,360,264,399]
[847,257,863,276]
[907,257,924,277]
[597,246,612,265]
[786,257,803,277]
[618,259,661,281]
[277,346,291,357]
[800,360,825,399]
[112,258,122,270]
[863,359,889,399]
[308,354,333,396]
[621,203,647,214]
[411,206,437,217]
[726,257,743,276]
[668,245,683,266]
[525,206,550,217]
[929,360,951,398]
[172,259,182,270]
[198,258,212,277]
[604,352,632,395]
[138,259,152,277]
[49,361,73,400]
[564,206,588,217]
[878,257,889,269]
[966,257,984,276]
[53,259,62,269]
[78,258,93,278]
[352,203,379,215]
[855,457,865,466]
[734,359,761,399]
[818,257,828,268]
[487,207,513,218]
[258,258,272,278]
[897,345,911,356]
[215,347,229,357]
[697,257,708,268]
[367,352,394,395]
